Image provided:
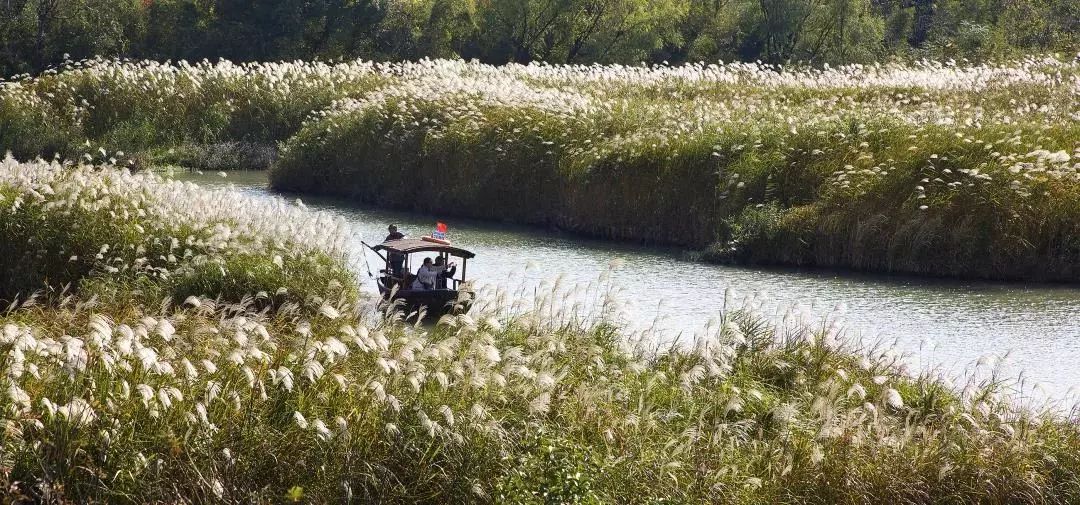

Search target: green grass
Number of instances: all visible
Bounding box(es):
[0,157,355,309]
[1,157,1080,502]
[0,58,387,161]
[147,142,278,171]
[3,57,1080,282]
[271,58,1080,281]
[3,277,1080,502]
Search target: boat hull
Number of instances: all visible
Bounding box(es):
[378,288,472,319]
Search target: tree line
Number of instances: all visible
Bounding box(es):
[1,0,1078,76]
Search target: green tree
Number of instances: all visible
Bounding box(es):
[694,0,883,64]
[554,0,685,63]
[795,0,884,63]
[140,0,213,61]
[998,0,1080,53]
[469,0,683,63]
[1,0,1078,77]
[375,0,476,60]
[0,0,143,76]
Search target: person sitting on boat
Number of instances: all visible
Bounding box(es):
[415,257,440,290]
[385,224,406,278]
[433,256,456,289]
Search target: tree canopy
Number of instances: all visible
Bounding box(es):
[1,0,1077,76]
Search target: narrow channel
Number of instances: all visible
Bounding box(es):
[178,170,1080,401]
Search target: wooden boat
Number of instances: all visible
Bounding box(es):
[368,238,475,319]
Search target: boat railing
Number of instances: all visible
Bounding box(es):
[379,271,463,292]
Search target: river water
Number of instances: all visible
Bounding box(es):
[177,170,1080,402]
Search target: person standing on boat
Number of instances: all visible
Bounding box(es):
[385,224,405,242]
[385,224,406,278]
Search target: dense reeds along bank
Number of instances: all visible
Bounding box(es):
[0,161,1079,503]
[272,57,1080,281]
[0,155,353,307]
[0,58,387,161]
[3,56,1080,280]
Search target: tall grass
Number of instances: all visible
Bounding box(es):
[3,271,1080,502]
[152,141,278,171]
[0,58,388,160]
[273,57,1080,281]
[0,156,354,308]
[1,157,1079,502]
[4,56,1080,280]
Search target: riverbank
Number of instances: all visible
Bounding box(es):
[0,58,386,161]
[271,58,1080,282]
[2,160,1080,503]
[179,168,1080,399]
[0,156,353,308]
[3,57,1080,282]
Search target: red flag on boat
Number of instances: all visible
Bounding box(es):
[427,221,449,243]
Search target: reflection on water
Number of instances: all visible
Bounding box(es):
[174,170,1080,400]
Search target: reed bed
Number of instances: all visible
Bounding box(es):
[0,58,388,160]
[272,57,1080,281]
[3,266,1080,503]
[0,158,1078,503]
[3,57,1080,280]
[0,156,353,307]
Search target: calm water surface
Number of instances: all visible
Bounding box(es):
[177,170,1080,400]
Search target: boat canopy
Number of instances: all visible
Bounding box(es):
[373,238,476,259]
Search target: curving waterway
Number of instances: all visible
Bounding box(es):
[176,170,1080,401]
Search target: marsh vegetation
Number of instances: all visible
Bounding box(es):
[2,52,1080,502]
[1,160,1080,503]
[4,57,1080,280]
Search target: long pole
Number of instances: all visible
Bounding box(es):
[359,241,388,263]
